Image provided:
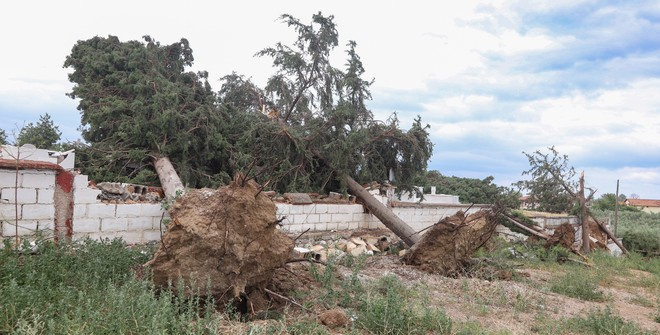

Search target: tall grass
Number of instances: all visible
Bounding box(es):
[0,238,219,334]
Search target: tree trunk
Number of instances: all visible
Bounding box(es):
[579,171,590,253]
[344,175,420,246]
[154,156,185,199]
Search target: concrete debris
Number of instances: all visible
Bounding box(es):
[96,182,163,203]
[295,234,397,261]
[283,192,313,204]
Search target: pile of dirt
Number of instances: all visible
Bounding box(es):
[403,209,498,276]
[545,222,576,249]
[145,175,293,303]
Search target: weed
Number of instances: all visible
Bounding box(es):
[549,268,605,301]
[355,275,452,335]
[565,307,654,335]
[0,237,220,334]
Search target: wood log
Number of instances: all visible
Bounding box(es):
[154,156,185,199]
[344,176,420,246]
[502,215,550,239]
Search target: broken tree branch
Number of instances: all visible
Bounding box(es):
[502,214,550,240]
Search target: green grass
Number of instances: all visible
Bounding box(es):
[0,237,220,334]
[354,275,453,335]
[549,267,605,301]
[533,307,655,334]
[590,210,660,256]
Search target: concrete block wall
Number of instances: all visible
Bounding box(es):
[72,202,167,244]
[0,169,57,237]
[276,202,488,234]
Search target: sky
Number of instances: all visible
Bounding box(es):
[1,0,659,198]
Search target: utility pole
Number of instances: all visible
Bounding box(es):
[614,179,620,235]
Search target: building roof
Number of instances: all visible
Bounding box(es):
[625,198,660,208]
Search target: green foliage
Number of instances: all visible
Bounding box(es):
[564,307,654,335]
[0,129,7,145]
[65,14,433,195]
[219,13,433,194]
[64,35,231,188]
[591,209,660,256]
[549,268,605,301]
[419,170,520,206]
[0,238,223,334]
[515,146,577,213]
[16,113,61,149]
[592,193,639,212]
[356,275,453,335]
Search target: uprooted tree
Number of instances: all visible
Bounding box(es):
[64,35,230,196]
[64,13,433,305]
[65,13,432,245]
[516,146,627,254]
[65,13,432,200]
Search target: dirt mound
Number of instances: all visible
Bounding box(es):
[403,209,498,276]
[545,222,576,249]
[145,176,293,301]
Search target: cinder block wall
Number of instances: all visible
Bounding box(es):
[0,169,56,236]
[1,167,488,243]
[276,202,488,233]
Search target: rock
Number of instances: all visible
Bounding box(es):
[398,249,407,257]
[310,245,325,252]
[345,241,357,252]
[363,236,379,245]
[318,309,349,328]
[327,248,346,262]
[350,244,367,257]
[350,237,367,246]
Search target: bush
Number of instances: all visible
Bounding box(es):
[591,210,660,256]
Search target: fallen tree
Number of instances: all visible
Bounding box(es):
[518,147,627,254]
[345,176,420,246]
[403,209,499,276]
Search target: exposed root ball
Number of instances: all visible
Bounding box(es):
[403,209,498,276]
[145,176,293,301]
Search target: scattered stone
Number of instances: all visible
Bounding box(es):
[310,245,325,252]
[349,244,367,257]
[350,237,366,246]
[366,243,381,252]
